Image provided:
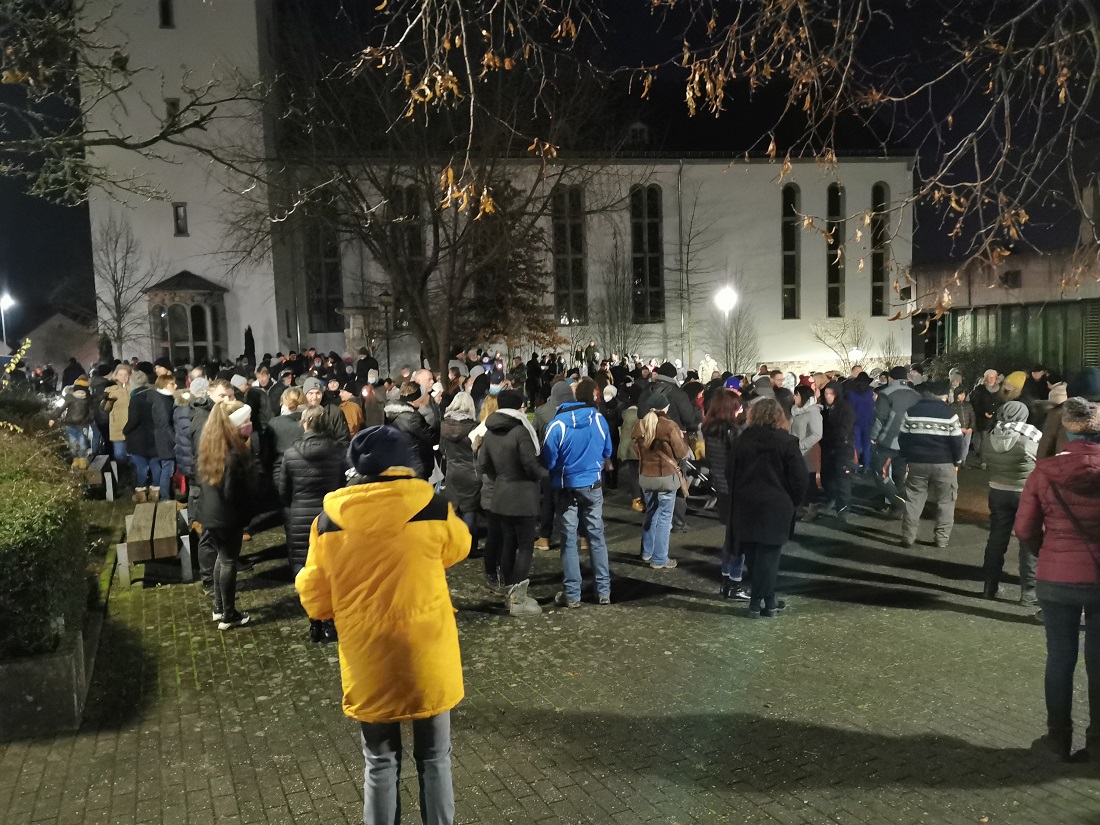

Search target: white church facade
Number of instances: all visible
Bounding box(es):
[82,0,915,374]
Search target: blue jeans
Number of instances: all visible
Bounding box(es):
[157,459,175,500]
[361,711,454,825]
[132,455,170,495]
[1037,581,1100,736]
[63,426,93,460]
[721,541,745,580]
[641,490,675,564]
[112,440,128,465]
[556,485,610,601]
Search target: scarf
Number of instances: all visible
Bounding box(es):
[495,407,541,455]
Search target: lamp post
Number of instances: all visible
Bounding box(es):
[714,286,738,372]
[378,289,394,377]
[0,293,14,351]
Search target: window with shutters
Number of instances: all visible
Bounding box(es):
[826,183,845,317]
[551,185,587,325]
[630,184,664,324]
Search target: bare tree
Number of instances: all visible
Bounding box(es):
[92,213,166,358]
[584,234,647,360]
[878,332,908,373]
[675,184,723,368]
[707,268,760,376]
[811,316,877,375]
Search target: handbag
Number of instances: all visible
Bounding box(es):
[1050,481,1100,574]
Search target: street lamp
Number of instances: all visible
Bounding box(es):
[0,293,14,351]
[714,286,738,371]
[848,346,864,367]
[378,289,394,377]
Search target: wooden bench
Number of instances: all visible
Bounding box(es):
[81,455,117,501]
[116,501,192,587]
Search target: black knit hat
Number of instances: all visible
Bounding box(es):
[888,366,909,380]
[154,356,174,371]
[657,362,678,378]
[347,426,417,478]
[497,389,524,410]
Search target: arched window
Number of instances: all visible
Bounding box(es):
[630,184,664,324]
[871,182,890,317]
[551,184,587,325]
[145,271,228,365]
[781,184,800,319]
[826,183,845,317]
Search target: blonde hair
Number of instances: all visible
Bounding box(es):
[300,405,324,431]
[281,387,305,411]
[130,370,149,388]
[639,398,670,449]
[479,395,499,422]
[445,391,476,420]
[746,397,789,430]
[197,399,249,487]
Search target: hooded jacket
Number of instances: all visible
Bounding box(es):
[640,374,701,431]
[57,388,93,427]
[384,403,435,478]
[123,385,158,458]
[725,425,808,547]
[105,380,132,442]
[820,381,856,456]
[1015,440,1100,585]
[295,473,471,722]
[278,430,348,570]
[439,417,481,513]
[846,376,876,435]
[478,410,548,516]
[618,405,639,461]
[983,400,1041,491]
[870,380,921,450]
[790,399,823,473]
[533,380,574,441]
[541,401,613,489]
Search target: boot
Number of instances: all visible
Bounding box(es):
[505,579,542,617]
[147,488,160,503]
[1072,734,1099,763]
[131,487,147,503]
[533,537,551,551]
[485,573,504,595]
[321,619,338,643]
[982,579,1002,600]
[1032,727,1073,762]
[631,498,645,512]
[309,619,324,643]
[1019,585,1038,606]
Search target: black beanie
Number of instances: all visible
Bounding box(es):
[888,366,908,381]
[657,362,678,378]
[497,389,524,410]
[347,426,417,478]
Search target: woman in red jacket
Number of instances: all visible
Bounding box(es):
[1015,397,1100,762]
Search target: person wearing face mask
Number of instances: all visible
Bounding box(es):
[196,400,260,629]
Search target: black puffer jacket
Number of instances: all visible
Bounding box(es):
[641,375,701,431]
[726,424,808,547]
[477,410,547,516]
[278,430,347,569]
[384,403,435,478]
[820,381,856,457]
[173,399,197,476]
[265,410,303,479]
[123,386,157,458]
[151,390,176,460]
[198,450,260,530]
[440,417,481,513]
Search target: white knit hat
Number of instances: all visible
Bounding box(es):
[228,404,252,428]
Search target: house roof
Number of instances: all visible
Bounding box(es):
[144,270,228,294]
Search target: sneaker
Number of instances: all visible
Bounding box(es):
[728,586,751,601]
[650,559,678,570]
[485,574,504,595]
[211,610,224,622]
[553,591,581,609]
[201,585,215,599]
[217,612,251,631]
[534,537,551,551]
[934,538,949,549]
[757,607,779,618]
[641,555,652,563]
[598,595,611,605]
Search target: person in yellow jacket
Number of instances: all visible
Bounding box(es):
[296,425,471,825]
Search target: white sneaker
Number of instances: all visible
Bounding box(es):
[211,611,224,622]
[218,612,251,630]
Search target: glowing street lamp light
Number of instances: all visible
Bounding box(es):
[714,286,738,315]
[848,346,864,363]
[0,293,14,350]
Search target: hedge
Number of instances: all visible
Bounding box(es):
[0,432,89,659]
[924,344,1036,388]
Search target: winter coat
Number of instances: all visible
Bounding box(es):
[618,406,639,461]
[123,386,158,458]
[983,420,1040,492]
[534,381,575,442]
[478,410,547,516]
[105,381,131,442]
[820,381,856,457]
[640,375,701,431]
[1015,440,1100,585]
[151,390,176,460]
[870,381,921,450]
[189,398,214,462]
[340,399,365,435]
[278,430,348,570]
[89,374,111,429]
[790,401,823,473]
[898,398,966,465]
[773,386,796,420]
[198,450,261,530]
[361,391,385,428]
[703,424,737,495]
[384,403,436,479]
[57,390,93,427]
[847,383,876,436]
[725,425,808,547]
[245,385,273,432]
[322,402,351,445]
[541,401,613,489]
[950,400,976,432]
[173,398,201,477]
[439,417,481,513]
[633,412,692,487]
[971,384,1005,432]
[295,473,471,723]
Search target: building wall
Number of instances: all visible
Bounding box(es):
[80,0,280,363]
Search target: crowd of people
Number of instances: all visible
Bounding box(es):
[15,343,1100,819]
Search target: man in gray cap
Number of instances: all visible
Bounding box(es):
[303,376,351,444]
[869,365,922,517]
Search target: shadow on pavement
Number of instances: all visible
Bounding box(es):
[79,620,155,732]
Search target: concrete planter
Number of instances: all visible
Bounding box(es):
[0,548,114,741]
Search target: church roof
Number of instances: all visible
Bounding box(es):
[144,270,228,294]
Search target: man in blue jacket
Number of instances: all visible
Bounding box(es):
[542,385,614,607]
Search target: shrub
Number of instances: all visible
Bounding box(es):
[0,436,89,659]
[925,344,1034,388]
[0,391,54,434]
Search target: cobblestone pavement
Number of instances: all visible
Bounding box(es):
[3,469,1100,824]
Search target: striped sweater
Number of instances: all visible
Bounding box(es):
[898,399,966,465]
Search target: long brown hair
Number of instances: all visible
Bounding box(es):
[702,389,743,437]
[198,399,249,486]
